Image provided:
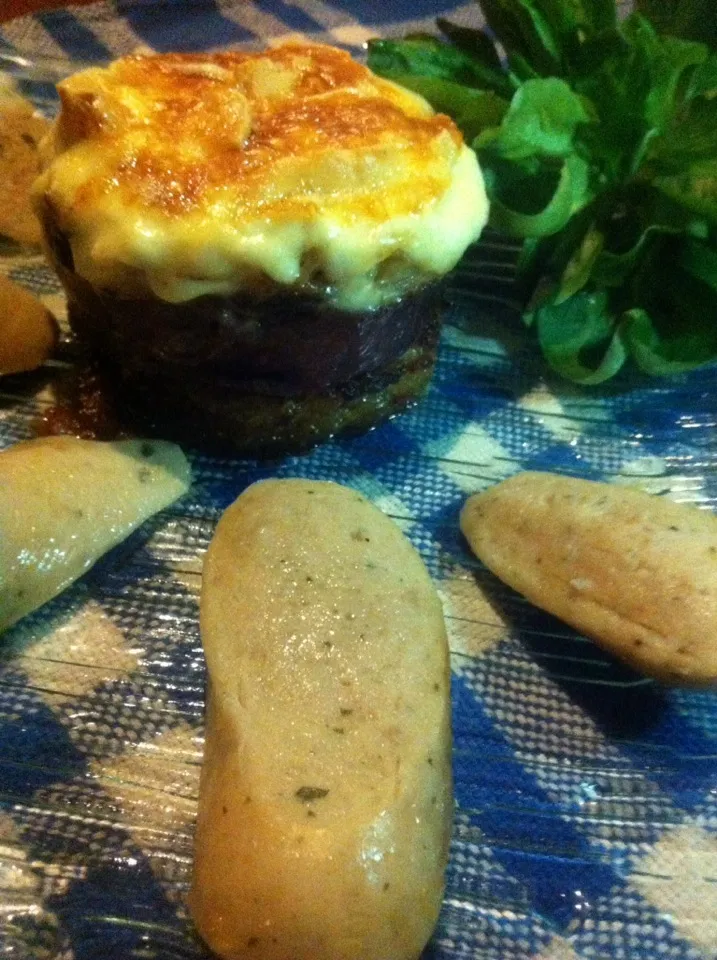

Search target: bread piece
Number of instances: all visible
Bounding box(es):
[0,436,190,633]
[190,479,452,960]
[0,274,58,375]
[0,80,49,247]
[460,471,717,685]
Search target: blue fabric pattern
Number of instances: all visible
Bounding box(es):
[0,2,715,958]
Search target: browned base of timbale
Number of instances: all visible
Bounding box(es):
[54,277,440,455]
[100,318,440,456]
[40,204,444,454]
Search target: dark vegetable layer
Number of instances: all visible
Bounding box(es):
[62,264,440,395]
[99,313,440,456]
[44,216,442,455]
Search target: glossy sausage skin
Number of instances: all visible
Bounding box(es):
[190,479,453,960]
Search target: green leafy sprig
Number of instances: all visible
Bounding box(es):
[368,0,717,383]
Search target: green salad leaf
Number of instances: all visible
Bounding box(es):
[635,0,717,50]
[367,0,717,383]
[475,78,592,160]
[533,290,628,385]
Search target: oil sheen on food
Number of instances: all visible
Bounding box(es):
[191,479,453,960]
[36,45,488,309]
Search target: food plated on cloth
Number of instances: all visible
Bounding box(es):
[34,45,488,454]
[1,2,717,958]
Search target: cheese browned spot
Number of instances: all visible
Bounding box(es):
[35,45,488,310]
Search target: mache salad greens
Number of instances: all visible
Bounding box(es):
[368,0,717,383]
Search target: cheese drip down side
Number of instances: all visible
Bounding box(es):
[35,45,489,310]
[190,479,453,960]
[0,436,190,633]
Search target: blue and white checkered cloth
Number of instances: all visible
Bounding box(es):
[0,2,716,958]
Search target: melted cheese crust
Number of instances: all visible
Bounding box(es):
[37,45,489,310]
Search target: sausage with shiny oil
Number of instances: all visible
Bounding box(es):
[190,479,453,960]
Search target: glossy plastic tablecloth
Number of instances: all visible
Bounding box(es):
[0,2,716,957]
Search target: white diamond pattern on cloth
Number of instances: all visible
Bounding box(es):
[1,2,717,958]
[631,825,717,956]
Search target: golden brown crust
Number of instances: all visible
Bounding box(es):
[0,275,58,375]
[460,472,717,685]
[50,45,461,225]
[37,44,488,310]
[0,92,49,247]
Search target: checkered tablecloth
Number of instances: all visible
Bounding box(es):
[1,2,716,958]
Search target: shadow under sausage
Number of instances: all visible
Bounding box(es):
[469,564,669,739]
